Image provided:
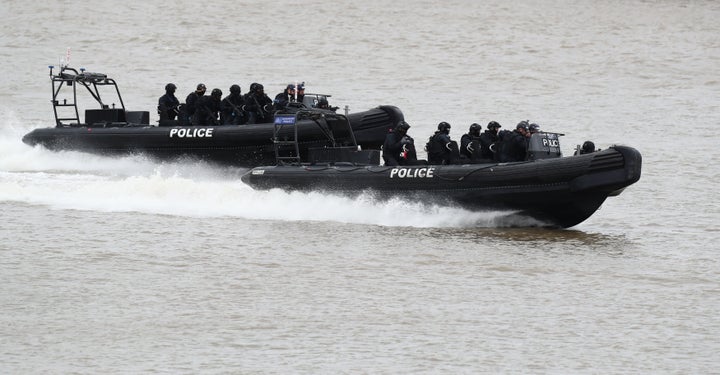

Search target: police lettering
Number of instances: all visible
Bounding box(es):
[389,167,435,179]
[169,128,214,138]
[542,138,559,147]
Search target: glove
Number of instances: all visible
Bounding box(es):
[401,136,413,145]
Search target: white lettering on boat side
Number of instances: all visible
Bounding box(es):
[389,167,435,179]
[169,128,214,138]
[542,138,559,147]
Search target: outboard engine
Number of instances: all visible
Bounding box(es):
[527,132,563,160]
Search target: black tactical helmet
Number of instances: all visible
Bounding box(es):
[165,83,176,92]
[211,88,222,98]
[249,83,258,92]
[581,141,595,154]
[529,123,540,132]
[230,84,241,94]
[487,121,501,129]
[438,121,451,133]
[395,121,410,133]
[196,83,206,91]
[516,120,529,130]
[254,83,264,93]
[469,123,481,134]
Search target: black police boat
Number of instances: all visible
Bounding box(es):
[21,65,402,167]
[240,117,642,228]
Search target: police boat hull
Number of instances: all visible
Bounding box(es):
[22,105,402,167]
[240,145,642,228]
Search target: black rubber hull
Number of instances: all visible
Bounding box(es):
[241,146,642,228]
[22,106,402,167]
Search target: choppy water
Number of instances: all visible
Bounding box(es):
[1,0,719,373]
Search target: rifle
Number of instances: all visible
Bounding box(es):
[223,97,246,123]
[251,94,273,119]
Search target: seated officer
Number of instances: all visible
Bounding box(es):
[158,83,180,126]
[193,88,222,125]
[220,84,246,125]
[426,122,460,165]
[479,121,502,160]
[496,121,530,162]
[242,83,274,124]
[383,121,417,166]
[460,123,482,161]
[274,84,297,111]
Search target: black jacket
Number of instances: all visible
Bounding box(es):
[460,133,480,160]
[158,93,180,121]
[478,130,500,160]
[220,93,246,125]
[185,92,202,116]
[383,131,404,166]
[192,95,221,125]
[426,132,458,165]
[496,130,528,162]
[243,92,274,123]
[383,131,417,166]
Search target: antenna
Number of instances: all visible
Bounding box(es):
[59,47,71,68]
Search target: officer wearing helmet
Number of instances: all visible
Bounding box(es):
[496,120,530,162]
[460,123,482,161]
[296,82,306,103]
[528,123,540,134]
[193,88,222,125]
[242,83,274,124]
[158,83,180,126]
[179,83,206,125]
[479,121,502,160]
[383,121,418,166]
[426,121,460,165]
[574,140,596,155]
[274,83,301,111]
[221,84,246,125]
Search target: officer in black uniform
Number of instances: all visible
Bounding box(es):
[497,121,530,162]
[528,123,540,134]
[296,82,305,104]
[479,121,502,160]
[460,123,482,161]
[158,83,180,126]
[193,88,222,125]
[243,83,274,124]
[273,84,297,111]
[426,121,459,165]
[220,84,246,125]
[180,83,206,125]
[315,98,338,112]
[383,121,416,166]
[575,141,596,155]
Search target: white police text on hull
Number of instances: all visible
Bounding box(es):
[389,167,435,179]
[169,128,214,138]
